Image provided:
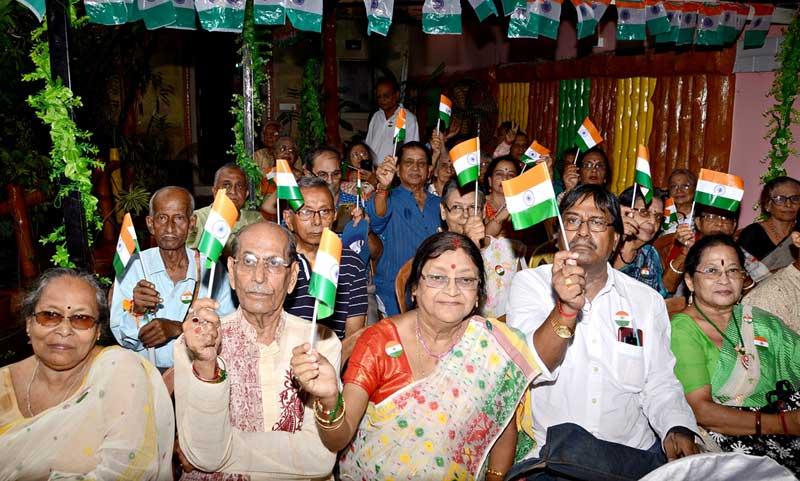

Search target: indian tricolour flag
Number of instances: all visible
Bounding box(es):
[197,189,238,268]
[571,0,597,40]
[308,228,341,319]
[254,0,285,25]
[676,1,698,46]
[286,0,322,32]
[590,0,610,23]
[394,108,407,143]
[439,95,453,130]
[695,3,722,46]
[616,0,646,41]
[276,158,304,211]
[634,145,653,204]
[502,162,559,230]
[717,3,738,44]
[532,0,562,39]
[84,0,129,25]
[169,0,196,29]
[662,197,678,230]
[694,169,744,213]
[655,2,681,44]
[468,0,497,22]
[645,0,669,36]
[138,0,176,29]
[364,0,393,35]
[113,213,140,279]
[423,0,462,34]
[520,140,551,165]
[450,138,480,187]
[575,117,603,151]
[195,0,244,31]
[744,4,774,49]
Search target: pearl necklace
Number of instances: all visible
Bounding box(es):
[414,312,464,361]
[25,358,89,417]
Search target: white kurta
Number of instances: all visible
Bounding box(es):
[365,106,419,166]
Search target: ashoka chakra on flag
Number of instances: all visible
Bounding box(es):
[213,220,231,239]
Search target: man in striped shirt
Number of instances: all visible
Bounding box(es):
[283,176,369,360]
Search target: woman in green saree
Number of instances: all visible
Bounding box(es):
[670,234,800,473]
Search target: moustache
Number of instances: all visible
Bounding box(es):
[570,239,596,250]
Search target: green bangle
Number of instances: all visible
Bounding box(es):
[329,391,344,423]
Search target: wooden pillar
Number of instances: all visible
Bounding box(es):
[322,2,341,148]
[4,185,41,282]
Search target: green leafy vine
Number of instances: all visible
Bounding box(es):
[762,10,800,185]
[297,58,325,160]
[23,14,103,268]
[229,0,271,208]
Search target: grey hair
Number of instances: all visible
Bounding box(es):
[440,179,485,209]
[149,186,195,217]
[213,163,247,187]
[230,221,298,263]
[21,268,109,332]
[296,175,330,190]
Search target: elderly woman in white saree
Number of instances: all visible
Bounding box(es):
[0,268,174,480]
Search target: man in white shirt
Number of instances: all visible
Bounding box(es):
[365,77,419,166]
[507,184,699,477]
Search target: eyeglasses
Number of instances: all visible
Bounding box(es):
[314,170,342,181]
[33,311,98,330]
[581,162,606,171]
[233,254,291,274]
[699,213,735,225]
[562,214,614,232]
[295,208,335,221]
[420,273,479,291]
[629,208,664,222]
[444,204,474,217]
[277,145,296,154]
[695,266,746,280]
[669,183,692,193]
[770,195,800,206]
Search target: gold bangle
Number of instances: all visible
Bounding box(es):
[486,468,505,479]
[314,401,346,430]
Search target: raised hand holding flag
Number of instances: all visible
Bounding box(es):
[308,228,342,346]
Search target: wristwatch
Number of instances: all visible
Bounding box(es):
[550,317,575,339]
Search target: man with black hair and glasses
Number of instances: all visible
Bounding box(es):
[507,184,699,479]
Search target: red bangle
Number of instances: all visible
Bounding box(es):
[779,411,789,435]
[755,412,762,435]
[556,299,578,319]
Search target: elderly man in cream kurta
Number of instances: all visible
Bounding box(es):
[175,221,341,480]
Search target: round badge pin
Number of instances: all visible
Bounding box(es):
[181,292,193,304]
[385,341,404,358]
[614,310,632,327]
[494,265,506,276]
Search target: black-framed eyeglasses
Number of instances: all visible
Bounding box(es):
[295,208,335,221]
[420,273,479,291]
[443,204,473,217]
[314,170,342,181]
[562,214,614,232]
[233,254,291,274]
[770,195,800,206]
[33,311,98,330]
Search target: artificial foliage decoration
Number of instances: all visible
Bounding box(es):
[24,17,103,268]
[762,10,800,185]
[229,0,271,208]
[297,58,325,160]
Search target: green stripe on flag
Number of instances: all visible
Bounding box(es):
[743,30,768,49]
[694,192,740,213]
[141,0,176,29]
[277,185,304,211]
[308,275,337,319]
[617,22,645,40]
[510,199,559,230]
[575,135,592,152]
[287,8,322,32]
[538,16,559,39]
[254,4,285,25]
[501,0,524,16]
[439,111,451,128]
[456,167,479,187]
[423,13,462,34]
[85,2,129,25]
[576,18,597,39]
[113,254,127,279]
[472,0,496,21]
[367,14,391,35]
[198,6,244,31]
[170,7,197,29]
[197,235,224,268]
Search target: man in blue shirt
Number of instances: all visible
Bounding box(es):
[110,186,236,369]
[366,141,441,316]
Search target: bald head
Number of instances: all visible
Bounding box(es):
[149,186,194,217]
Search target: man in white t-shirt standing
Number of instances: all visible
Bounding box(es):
[365,77,419,167]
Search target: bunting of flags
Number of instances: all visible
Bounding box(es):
[502,162,559,231]
[286,0,322,33]
[468,0,498,22]
[422,0,462,34]
[744,4,775,49]
[197,189,238,268]
[616,0,646,41]
[572,0,597,40]
[695,3,722,46]
[533,0,562,40]
[364,0,393,35]
[254,0,285,25]
[644,0,669,36]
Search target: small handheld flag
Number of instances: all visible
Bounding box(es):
[520,140,551,166]
[356,170,363,209]
[438,95,453,131]
[575,117,603,152]
[662,197,678,230]
[394,108,407,144]
[449,138,481,187]
[501,162,559,231]
[633,145,653,204]
[197,189,238,269]
[694,169,744,213]
[276,158,305,212]
[114,213,140,279]
[308,228,342,345]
